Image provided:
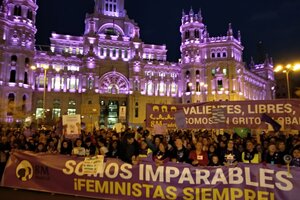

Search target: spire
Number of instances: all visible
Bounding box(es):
[189,7,194,16]
[227,23,233,36]
[204,26,209,39]
[198,8,203,21]
[270,57,273,65]
[198,8,202,18]
[182,9,185,17]
[250,57,255,68]
[238,30,241,42]
[264,54,270,65]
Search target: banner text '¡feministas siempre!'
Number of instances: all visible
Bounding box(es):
[2,151,300,200]
[146,99,300,130]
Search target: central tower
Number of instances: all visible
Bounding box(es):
[94,0,126,17]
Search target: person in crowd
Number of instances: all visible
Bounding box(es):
[277,140,289,165]
[60,140,72,155]
[84,137,96,156]
[202,137,210,152]
[96,138,109,157]
[207,144,217,161]
[291,146,300,167]
[264,143,280,165]
[107,140,120,158]
[189,142,209,166]
[208,154,221,166]
[138,139,152,158]
[221,139,240,166]
[72,138,85,156]
[35,142,46,153]
[171,137,190,163]
[25,137,36,151]
[47,139,58,154]
[242,140,260,163]
[153,142,170,165]
[119,133,139,164]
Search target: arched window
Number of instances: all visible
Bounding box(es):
[24,72,28,84]
[22,95,27,112]
[185,70,190,77]
[8,93,15,102]
[194,30,200,38]
[11,55,17,65]
[217,79,223,90]
[184,31,190,39]
[14,5,22,16]
[196,82,200,92]
[25,57,30,68]
[196,70,200,75]
[217,52,221,58]
[222,52,227,58]
[134,80,139,91]
[9,70,16,82]
[7,93,15,116]
[27,10,33,20]
[147,81,153,95]
[88,77,93,90]
[171,82,177,95]
[14,6,18,15]
[211,53,215,58]
[186,82,191,92]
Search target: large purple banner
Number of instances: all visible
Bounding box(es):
[2,151,300,200]
[146,99,300,130]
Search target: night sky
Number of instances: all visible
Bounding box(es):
[35,0,300,66]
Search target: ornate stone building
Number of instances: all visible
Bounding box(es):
[0,0,275,129]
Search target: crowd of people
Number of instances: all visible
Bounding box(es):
[0,125,300,181]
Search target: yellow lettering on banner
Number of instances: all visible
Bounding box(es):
[153,185,165,199]
[230,188,243,200]
[86,179,95,192]
[74,178,78,190]
[244,189,256,200]
[213,188,229,200]
[95,180,109,193]
[115,182,126,195]
[75,161,85,176]
[183,187,194,200]
[201,188,212,200]
[195,188,200,200]
[77,178,86,191]
[165,186,177,200]
[270,192,275,200]
[63,160,76,175]
[132,183,142,197]
[142,184,154,198]
[127,182,131,196]
[257,191,269,200]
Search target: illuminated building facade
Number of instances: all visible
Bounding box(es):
[0,0,275,128]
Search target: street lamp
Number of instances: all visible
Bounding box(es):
[274,63,300,99]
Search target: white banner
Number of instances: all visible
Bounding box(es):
[62,114,81,138]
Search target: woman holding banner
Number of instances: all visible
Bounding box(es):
[189,142,209,166]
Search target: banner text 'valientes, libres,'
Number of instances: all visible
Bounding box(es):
[146,99,300,130]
